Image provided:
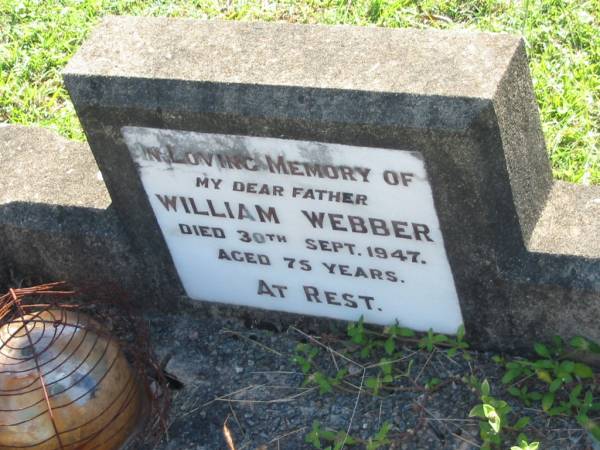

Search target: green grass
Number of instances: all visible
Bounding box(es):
[1,0,598,184]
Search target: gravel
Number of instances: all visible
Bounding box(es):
[128,309,595,450]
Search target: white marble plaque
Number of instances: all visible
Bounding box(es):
[123,127,463,334]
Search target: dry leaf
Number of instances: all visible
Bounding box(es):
[223,418,236,450]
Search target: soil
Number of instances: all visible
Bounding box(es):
[132,310,596,450]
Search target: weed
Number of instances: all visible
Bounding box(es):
[468,378,535,449]
[499,335,600,441]
[305,420,358,449]
[511,434,540,450]
[296,317,600,448]
[305,420,391,450]
[292,342,319,375]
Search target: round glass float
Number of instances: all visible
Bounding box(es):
[0,308,144,449]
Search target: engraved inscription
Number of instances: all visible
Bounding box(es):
[123,127,463,334]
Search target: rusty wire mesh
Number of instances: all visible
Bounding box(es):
[0,282,170,449]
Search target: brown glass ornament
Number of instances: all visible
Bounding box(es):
[0,308,144,449]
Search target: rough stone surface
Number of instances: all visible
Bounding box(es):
[529,181,600,258]
[0,125,145,295]
[0,124,110,208]
[59,18,599,351]
[64,17,519,99]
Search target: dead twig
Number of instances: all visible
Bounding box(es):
[221,328,283,357]
[415,348,436,384]
[340,368,366,449]
[267,427,307,444]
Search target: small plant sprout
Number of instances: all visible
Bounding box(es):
[366,421,392,450]
[292,343,319,375]
[305,420,358,449]
[305,421,392,450]
[511,433,540,450]
[469,379,532,449]
[418,328,448,352]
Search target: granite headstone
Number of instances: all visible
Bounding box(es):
[5,17,596,349]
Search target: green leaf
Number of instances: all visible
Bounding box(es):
[578,414,600,441]
[433,334,448,344]
[534,342,551,358]
[365,377,378,388]
[360,343,373,358]
[384,337,395,355]
[513,416,530,430]
[513,432,540,450]
[319,429,337,441]
[375,421,391,440]
[366,376,381,395]
[306,421,323,448]
[570,384,583,402]
[548,405,567,416]
[481,379,491,396]
[583,390,594,408]
[551,335,564,350]
[577,413,590,427]
[334,368,348,382]
[563,374,574,383]
[502,368,522,384]
[483,404,495,417]
[573,363,594,378]
[570,336,589,351]
[347,317,365,344]
[293,355,311,374]
[469,404,485,418]
[506,361,522,370]
[485,408,501,434]
[512,442,539,450]
[559,360,575,373]
[398,327,415,337]
[313,372,333,395]
[590,341,600,354]
[508,386,522,397]
[340,433,358,445]
[528,391,543,401]
[533,359,554,370]
[457,324,465,341]
[549,378,562,392]
[426,377,441,389]
[492,399,508,409]
[542,392,555,411]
